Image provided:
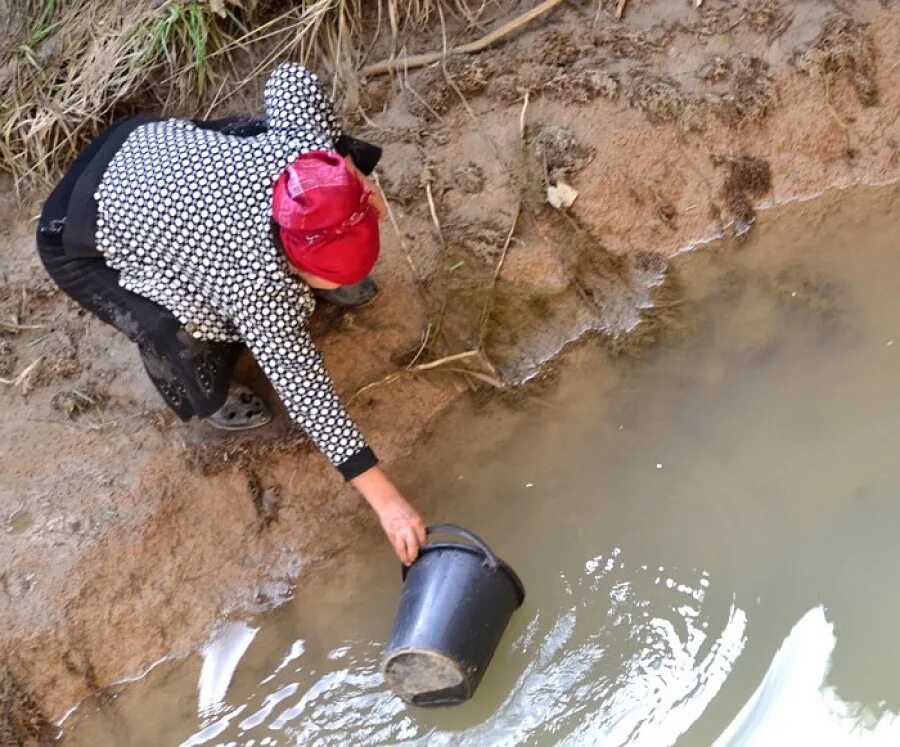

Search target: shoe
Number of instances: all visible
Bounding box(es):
[206,385,272,431]
[314,277,379,308]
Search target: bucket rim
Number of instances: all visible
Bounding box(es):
[405,542,526,607]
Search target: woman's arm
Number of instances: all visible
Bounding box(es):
[351,466,427,565]
[231,280,425,564]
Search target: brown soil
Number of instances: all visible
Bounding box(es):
[2,0,899,737]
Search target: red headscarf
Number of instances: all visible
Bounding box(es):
[272,150,380,285]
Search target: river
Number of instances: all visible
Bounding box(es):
[63,184,900,746]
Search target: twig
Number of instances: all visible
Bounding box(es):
[424,178,443,241]
[202,75,231,119]
[23,333,52,348]
[363,0,567,77]
[373,172,422,287]
[519,89,530,139]
[477,349,503,380]
[24,417,83,432]
[823,76,851,132]
[25,413,145,433]
[479,204,522,346]
[616,0,628,20]
[349,350,480,404]
[349,371,403,404]
[438,4,479,123]
[435,367,505,388]
[404,81,447,123]
[407,323,433,370]
[725,13,747,32]
[416,350,479,371]
[0,319,48,333]
[0,356,44,394]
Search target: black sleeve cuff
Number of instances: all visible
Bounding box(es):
[337,446,379,481]
[193,114,268,138]
[334,134,382,176]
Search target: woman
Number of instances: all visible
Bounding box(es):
[35,62,426,565]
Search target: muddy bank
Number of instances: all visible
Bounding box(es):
[1,0,899,735]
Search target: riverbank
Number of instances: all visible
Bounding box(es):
[2,0,898,737]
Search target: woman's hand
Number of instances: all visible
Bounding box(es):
[351,466,427,565]
[377,496,427,566]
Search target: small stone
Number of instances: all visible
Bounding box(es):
[547,181,579,211]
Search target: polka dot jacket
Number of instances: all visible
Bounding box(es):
[94,63,377,480]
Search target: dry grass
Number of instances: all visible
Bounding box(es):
[0,664,56,746]
[627,70,687,126]
[796,13,877,106]
[0,0,488,191]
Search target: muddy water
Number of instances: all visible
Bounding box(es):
[63,184,900,746]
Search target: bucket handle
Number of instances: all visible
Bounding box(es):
[426,523,499,570]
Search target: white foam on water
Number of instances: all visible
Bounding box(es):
[715,606,900,746]
[180,704,247,747]
[196,621,258,718]
[238,682,299,732]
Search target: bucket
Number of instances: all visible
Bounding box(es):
[382,523,525,706]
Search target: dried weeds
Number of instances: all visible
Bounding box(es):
[695,9,734,37]
[723,154,772,197]
[0,664,56,746]
[796,14,877,106]
[696,56,732,84]
[593,24,665,60]
[2,1,491,188]
[443,223,509,264]
[715,54,776,125]
[51,384,108,418]
[406,57,490,118]
[0,339,16,379]
[714,153,772,231]
[745,0,792,37]
[183,430,312,477]
[545,67,620,104]
[628,71,692,127]
[247,471,281,533]
[34,330,81,385]
[449,163,485,194]
[527,124,595,182]
[530,29,585,67]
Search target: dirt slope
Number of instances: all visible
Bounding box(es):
[1,0,898,735]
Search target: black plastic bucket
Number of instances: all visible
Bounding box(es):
[382,523,525,706]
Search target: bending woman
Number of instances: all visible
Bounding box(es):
[35,62,426,564]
